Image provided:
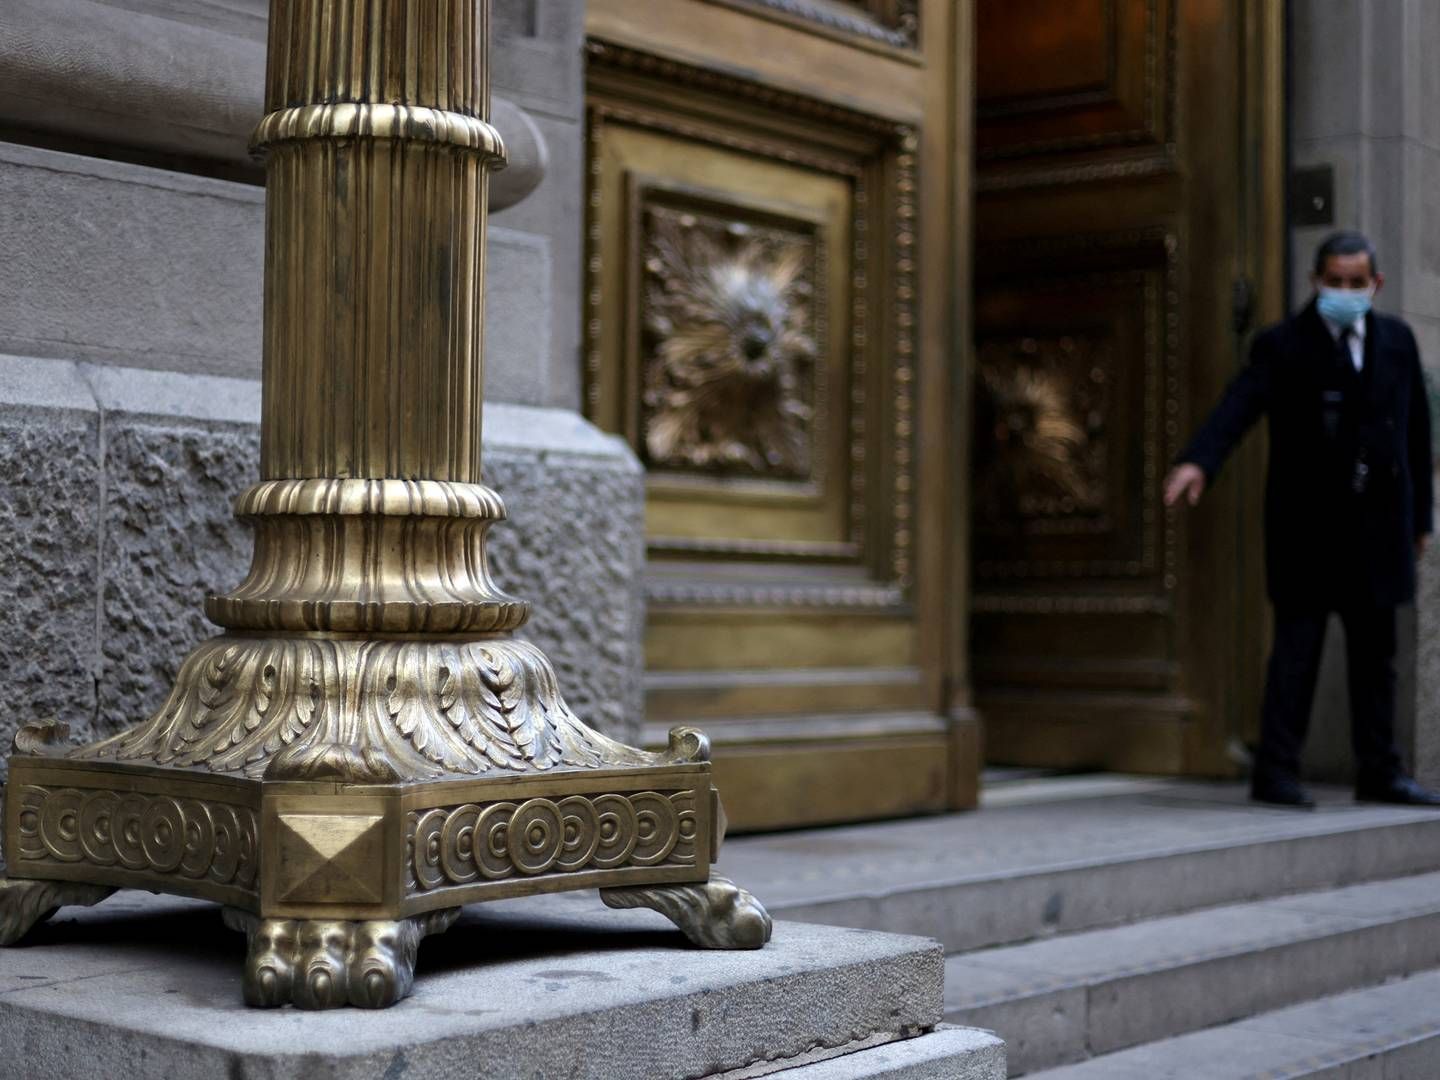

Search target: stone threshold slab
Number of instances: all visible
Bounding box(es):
[1029,965,1440,1079]
[946,868,1440,1074]
[0,890,942,1080]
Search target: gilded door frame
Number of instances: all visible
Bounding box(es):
[582,0,978,829]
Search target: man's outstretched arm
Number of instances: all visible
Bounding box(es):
[1164,332,1277,507]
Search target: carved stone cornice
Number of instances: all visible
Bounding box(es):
[0,0,545,209]
[699,0,919,51]
[584,40,912,138]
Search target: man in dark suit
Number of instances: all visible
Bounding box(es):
[1165,231,1440,808]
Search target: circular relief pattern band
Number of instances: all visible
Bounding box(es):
[114,794,149,870]
[670,790,699,865]
[629,792,679,867]
[508,800,563,875]
[407,790,702,891]
[410,809,447,891]
[439,804,482,884]
[179,798,217,878]
[38,789,83,862]
[79,791,119,866]
[556,796,600,871]
[141,798,186,873]
[591,794,638,870]
[475,802,519,879]
[14,785,258,889]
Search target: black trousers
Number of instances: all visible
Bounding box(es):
[1255,604,1403,787]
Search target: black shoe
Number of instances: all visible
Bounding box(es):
[1355,776,1440,806]
[1251,775,1316,809]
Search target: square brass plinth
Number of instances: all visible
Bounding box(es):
[4,756,719,921]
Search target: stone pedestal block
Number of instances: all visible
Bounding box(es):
[0,890,1003,1079]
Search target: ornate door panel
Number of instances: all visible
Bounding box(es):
[970,0,1284,772]
[585,1,970,830]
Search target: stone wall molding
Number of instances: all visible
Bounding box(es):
[0,0,545,210]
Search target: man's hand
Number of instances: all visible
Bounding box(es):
[1164,463,1207,507]
[1417,535,1431,560]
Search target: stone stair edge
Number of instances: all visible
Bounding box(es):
[757,817,1440,956]
[765,1026,1006,1080]
[758,813,1440,910]
[942,869,1440,1074]
[946,867,1440,1004]
[1023,965,1440,1079]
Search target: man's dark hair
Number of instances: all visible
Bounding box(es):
[1314,230,1379,276]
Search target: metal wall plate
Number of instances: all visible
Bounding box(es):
[1290,165,1335,227]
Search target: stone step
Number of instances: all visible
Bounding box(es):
[717,779,1440,951]
[944,869,1440,1075]
[0,889,945,1080]
[1025,966,1440,1079]
[766,1026,1005,1079]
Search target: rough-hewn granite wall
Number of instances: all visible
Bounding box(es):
[1414,498,1440,787]
[0,358,645,781]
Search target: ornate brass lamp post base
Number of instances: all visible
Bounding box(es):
[0,0,771,1007]
[1,649,770,1009]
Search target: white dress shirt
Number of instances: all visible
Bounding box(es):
[1321,311,1366,372]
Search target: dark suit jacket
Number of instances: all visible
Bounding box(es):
[1179,299,1433,608]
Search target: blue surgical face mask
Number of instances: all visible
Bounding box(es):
[1317,286,1373,326]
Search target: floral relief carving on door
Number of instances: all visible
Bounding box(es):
[640,202,822,481]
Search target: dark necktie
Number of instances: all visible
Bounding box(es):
[1339,325,1357,373]
[1338,325,1370,493]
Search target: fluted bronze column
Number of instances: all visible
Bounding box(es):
[0,0,770,1010]
[211,0,521,641]
[255,0,494,484]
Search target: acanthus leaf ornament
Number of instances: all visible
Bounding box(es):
[75,638,655,783]
[12,718,71,756]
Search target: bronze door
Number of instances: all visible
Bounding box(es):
[969,0,1284,773]
[583,0,974,829]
